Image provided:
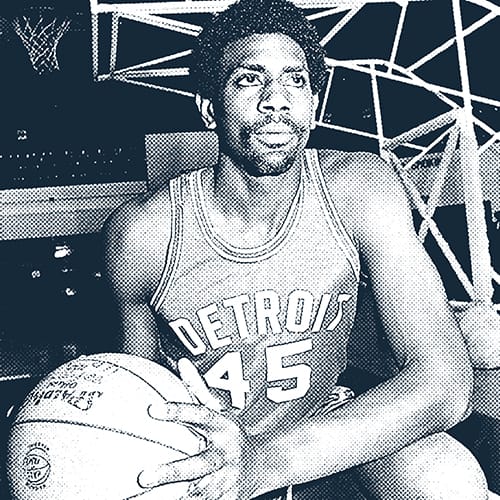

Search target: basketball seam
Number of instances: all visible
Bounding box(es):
[79,355,197,405]
[11,418,192,456]
[15,355,201,457]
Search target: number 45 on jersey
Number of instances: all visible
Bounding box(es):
[203,339,313,410]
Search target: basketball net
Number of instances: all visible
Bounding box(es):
[12,15,71,75]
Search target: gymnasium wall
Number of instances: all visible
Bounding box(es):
[2,130,498,384]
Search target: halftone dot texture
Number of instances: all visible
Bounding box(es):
[148,149,359,431]
[7,353,202,499]
[12,14,71,75]
[191,0,328,100]
[4,0,500,498]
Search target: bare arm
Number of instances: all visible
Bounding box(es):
[248,153,473,493]
[137,154,473,499]
[102,194,171,363]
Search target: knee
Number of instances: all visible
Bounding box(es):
[357,433,489,500]
[416,433,488,500]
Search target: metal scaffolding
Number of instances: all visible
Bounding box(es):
[89,0,500,315]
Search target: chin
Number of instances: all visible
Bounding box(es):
[247,152,296,177]
[220,136,304,177]
[245,141,303,176]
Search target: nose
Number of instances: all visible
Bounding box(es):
[257,82,290,115]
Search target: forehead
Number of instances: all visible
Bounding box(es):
[220,33,308,73]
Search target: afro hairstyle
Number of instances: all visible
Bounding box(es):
[190,0,328,100]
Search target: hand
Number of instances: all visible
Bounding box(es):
[178,357,224,412]
[138,359,257,499]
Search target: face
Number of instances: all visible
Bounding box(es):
[199,33,318,177]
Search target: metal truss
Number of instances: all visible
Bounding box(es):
[89,0,431,98]
[89,0,499,309]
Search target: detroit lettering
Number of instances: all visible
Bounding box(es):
[169,290,352,355]
[167,290,352,409]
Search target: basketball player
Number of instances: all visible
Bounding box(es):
[103,0,488,498]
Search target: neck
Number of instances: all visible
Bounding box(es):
[202,152,303,246]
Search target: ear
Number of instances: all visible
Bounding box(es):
[310,94,319,130]
[195,94,217,130]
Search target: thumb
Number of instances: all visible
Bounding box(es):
[178,358,223,411]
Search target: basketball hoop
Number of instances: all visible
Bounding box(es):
[12,14,71,75]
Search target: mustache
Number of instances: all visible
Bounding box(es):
[245,114,305,135]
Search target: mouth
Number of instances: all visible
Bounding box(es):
[253,131,295,147]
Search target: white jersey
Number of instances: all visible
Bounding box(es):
[150,149,360,436]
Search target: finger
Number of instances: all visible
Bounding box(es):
[138,449,224,489]
[220,490,240,500]
[179,358,223,411]
[218,480,241,500]
[184,479,204,499]
[309,386,355,417]
[185,472,235,500]
[148,402,230,432]
[183,476,209,499]
[187,474,212,496]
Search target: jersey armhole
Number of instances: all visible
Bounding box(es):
[149,176,184,312]
[306,149,361,280]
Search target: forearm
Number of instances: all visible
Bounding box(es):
[251,360,471,496]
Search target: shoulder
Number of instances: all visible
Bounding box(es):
[103,185,174,300]
[315,149,412,240]
[103,186,173,246]
[317,149,399,193]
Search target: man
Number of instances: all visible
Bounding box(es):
[104,0,488,498]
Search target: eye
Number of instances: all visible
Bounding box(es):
[285,73,307,88]
[236,73,262,87]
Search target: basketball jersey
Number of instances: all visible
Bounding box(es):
[150,149,360,436]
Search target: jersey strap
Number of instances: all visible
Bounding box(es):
[306,149,360,280]
[150,175,185,311]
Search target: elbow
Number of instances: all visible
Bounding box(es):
[435,361,474,430]
[453,371,474,426]
[445,383,473,429]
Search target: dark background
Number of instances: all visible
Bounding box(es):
[0,0,498,366]
[0,0,499,498]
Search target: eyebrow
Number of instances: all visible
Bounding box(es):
[230,63,309,75]
[283,65,309,74]
[222,63,309,87]
[235,63,266,73]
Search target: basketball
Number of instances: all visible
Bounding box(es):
[6,353,205,500]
